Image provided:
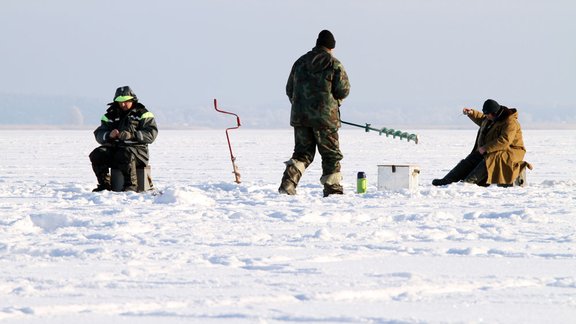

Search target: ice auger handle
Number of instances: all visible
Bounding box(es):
[214,99,242,183]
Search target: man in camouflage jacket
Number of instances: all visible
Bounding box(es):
[279,30,351,197]
[89,86,158,192]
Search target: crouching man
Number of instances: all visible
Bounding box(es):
[89,86,158,192]
[432,99,530,187]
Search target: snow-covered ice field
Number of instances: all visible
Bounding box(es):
[1,128,575,323]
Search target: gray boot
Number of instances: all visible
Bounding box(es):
[321,172,343,197]
[323,184,344,197]
[278,159,306,195]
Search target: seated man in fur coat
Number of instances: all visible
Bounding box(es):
[432,99,531,187]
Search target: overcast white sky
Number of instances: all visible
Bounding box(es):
[1,0,575,125]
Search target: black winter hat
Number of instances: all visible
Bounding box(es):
[482,99,501,115]
[113,86,138,103]
[316,30,336,49]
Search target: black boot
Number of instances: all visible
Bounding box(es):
[118,160,138,192]
[431,178,452,186]
[463,162,489,187]
[92,164,111,192]
[92,182,111,192]
[432,154,480,186]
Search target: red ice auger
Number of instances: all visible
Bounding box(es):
[214,99,242,183]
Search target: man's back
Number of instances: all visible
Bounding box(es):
[287,46,350,129]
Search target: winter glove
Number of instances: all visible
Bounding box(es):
[119,131,133,141]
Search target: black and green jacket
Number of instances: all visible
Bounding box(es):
[93,102,158,164]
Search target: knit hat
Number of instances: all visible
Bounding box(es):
[113,86,138,103]
[316,30,336,49]
[482,99,501,115]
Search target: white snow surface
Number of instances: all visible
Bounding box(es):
[1,129,575,324]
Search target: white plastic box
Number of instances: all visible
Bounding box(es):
[377,164,420,192]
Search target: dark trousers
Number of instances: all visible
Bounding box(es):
[89,146,142,169]
[448,151,488,184]
[460,151,485,179]
[89,146,142,188]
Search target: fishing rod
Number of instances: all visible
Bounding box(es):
[214,99,242,183]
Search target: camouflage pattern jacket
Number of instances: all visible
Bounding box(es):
[93,102,158,165]
[286,46,350,129]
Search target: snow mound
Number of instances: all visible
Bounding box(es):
[153,187,215,206]
[29,213,70,232]
[540,179,576,187]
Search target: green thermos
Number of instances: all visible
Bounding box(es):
[357,171,367,194]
